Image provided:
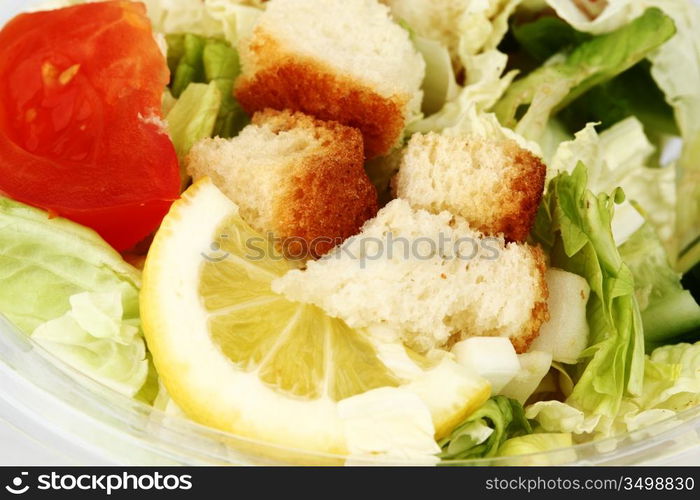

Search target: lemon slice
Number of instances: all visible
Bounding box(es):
[141,178,490,455]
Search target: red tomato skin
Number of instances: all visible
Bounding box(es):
[0,1,181,250]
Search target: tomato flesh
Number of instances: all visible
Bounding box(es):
[0,1,181,250]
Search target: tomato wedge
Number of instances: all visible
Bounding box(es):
[0,1,181,250]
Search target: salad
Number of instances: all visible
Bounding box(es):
[0,0,699,465]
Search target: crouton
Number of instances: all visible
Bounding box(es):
[234,0,425,159]
[186,109,378,258]
[393,132,546,242]
[272,199,549,354]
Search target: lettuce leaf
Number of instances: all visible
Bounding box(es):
[143,0,224,37]
[498,433,575,464]
[558,63,678,137]
[403,2,524,136]
[166,82,222,166]
[511,15,590,63]
[646,0,700,147]
[620,224,700,349]
[32,292,149,398]
[527,341,700,439]
[203,0,263,47]
[548,118,674,248]
[166,34,248,139]
[408,48,541,156]
[533,163,646,435]
[542,0,700,272]
[640,341,700,411]
[411,35,460,116]
[0,197,152,399]
[505,7,677,142]
[494,8,676,141]
[408,49,518,134]
[526,400,600,435]
[549,117,685,262]
[438,396,531,460]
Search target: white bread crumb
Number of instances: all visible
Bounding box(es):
[273,199,548,353]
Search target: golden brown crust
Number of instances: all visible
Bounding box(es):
[236,32,407,159]
[509,245,550,354]
[255,110,378,258]
[486,140,547,243]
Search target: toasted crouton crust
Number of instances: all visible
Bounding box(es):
[497,141,547,242]
[257,110,379,257]
[187,109,377,259]
[510,245,549,353]
[236,32,408,159]
[394,132,546,242]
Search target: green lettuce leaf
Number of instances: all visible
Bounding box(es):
[494,8,676,141]
[166,33,248,140]
[640,341,700,411]
[558,63,678,137]
[203,0,264,47]
[408,49,518,135]
[511,15,590,63]
[620,224,700,349]
[166,82,222,165]
[646,3,700,269]
[143,0,224,37]
[526,399,600,435]
[533,163,646,435]
[497,433,575,464]
[542,0,700,272]
[438,396,532,460]
[527,341,700,439]
[411,35,459,116]
[32,292,148,398]
[0,197,152,399]
[548,118,675,250]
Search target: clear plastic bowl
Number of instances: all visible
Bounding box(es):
[1,316,699,465]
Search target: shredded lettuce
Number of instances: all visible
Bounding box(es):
[166,82,222,166]
[494,8,676,141]
[32,292,149,398]
[166,33,248,139]
[533,164,646,436]
[511,15,590,63]
[512,7,677,139]
[549,118,675,249]
[410,35,459,116]
[408,48,518,132]
[558,63,678,138]
[143,0,263,46]
[527,341,700,439]
[645,1,700,198]
[620,225,700,349]
[542,0,700,272]
[0,197,152,400]
[438,396,532,460]
[402,1,525,140]
[498,433,575,464]
[143,0,224,37]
